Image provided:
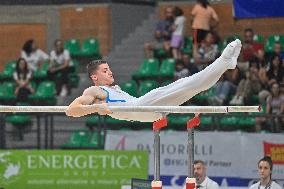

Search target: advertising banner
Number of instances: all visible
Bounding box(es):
[0,150,148,189]
[105,131,284,188]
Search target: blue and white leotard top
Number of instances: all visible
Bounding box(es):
[99,86,136,104]
[98,86,162,122]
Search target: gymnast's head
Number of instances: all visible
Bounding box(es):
[87,59,114,86]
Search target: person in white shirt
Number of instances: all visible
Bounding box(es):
[249,156,282,189]
[171,6,186,60]
[21,39,49,72]
[48,39,71,96]
[183,160,219,189]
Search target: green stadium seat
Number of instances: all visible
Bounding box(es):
[138,80,159,96]
[33,61,49,80]
[195,116,214,131]
[62,129,91,148]
[160,80,173,87]
[0,82,16,104]
[64,39,80,56]
[68,73,80,88]
[5,114,32,125]
[265,35,284,52]
[168,114,190,130]
[69,59,79,73]
[82,131,105,149]
[5,113,32,140]
[192,87,215,102]
[200,116,213,126]
[219,116,239,131]
[29,81,57,105]
[153,48,167,59]
[85,115,100,127]
[223,35,241,49]
[267,35,284,44]
[253,34,264,43]
[0,60,17,80]
[239,117,256,132]
[106,116,131,129]
[132,59,159,79]
[77,38,101,58]
[159,58,175,78]
[120,80,138,97]
[250,95,259,105]
[182,36,193,55]
[217,42,223,52]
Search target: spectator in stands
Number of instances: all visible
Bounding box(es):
[183,160,219,189]
[48,39,71,96]
[215,68,244,106]
[144,6,174,58]
[249,156,282,189]
[181,52,199,75]
[174,60,189,80]
[255,49,268,68]
[21,39,49,72]
[255,83,284,132]
[13,58,35,102]
[193,32,219,70]
[171,6,186,60]
[239,28,264,72]
[267,54,284,86]
[230,60,262,105]
[274,42,284,60]
[259,59,283,109]
[225,66,243,87]
[266,42,284,62]
[191,0,219,45]
[208,75,235,105]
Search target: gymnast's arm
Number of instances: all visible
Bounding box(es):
[65,86,112,117]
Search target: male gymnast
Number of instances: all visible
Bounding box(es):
[66,39,242,122]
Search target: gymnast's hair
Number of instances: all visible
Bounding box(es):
[87,59,108,79]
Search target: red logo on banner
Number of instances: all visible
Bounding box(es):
[263,141,284,164]
[115,136,126,150]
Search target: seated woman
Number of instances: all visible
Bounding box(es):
[48,39,71,96]
[258,54,284,104]
[255,83,284,132]
[13,58,35,102]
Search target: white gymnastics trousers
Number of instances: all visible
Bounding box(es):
[105,40,241,122]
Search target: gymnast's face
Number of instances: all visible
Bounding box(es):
[91,63,114,86]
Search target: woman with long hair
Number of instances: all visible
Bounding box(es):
[267,54,284,85]
[13,58,35,102]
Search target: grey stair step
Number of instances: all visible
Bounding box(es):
[114,46,144,52]
[111,53,144,59]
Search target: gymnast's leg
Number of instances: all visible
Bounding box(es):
[135,39,242,106]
